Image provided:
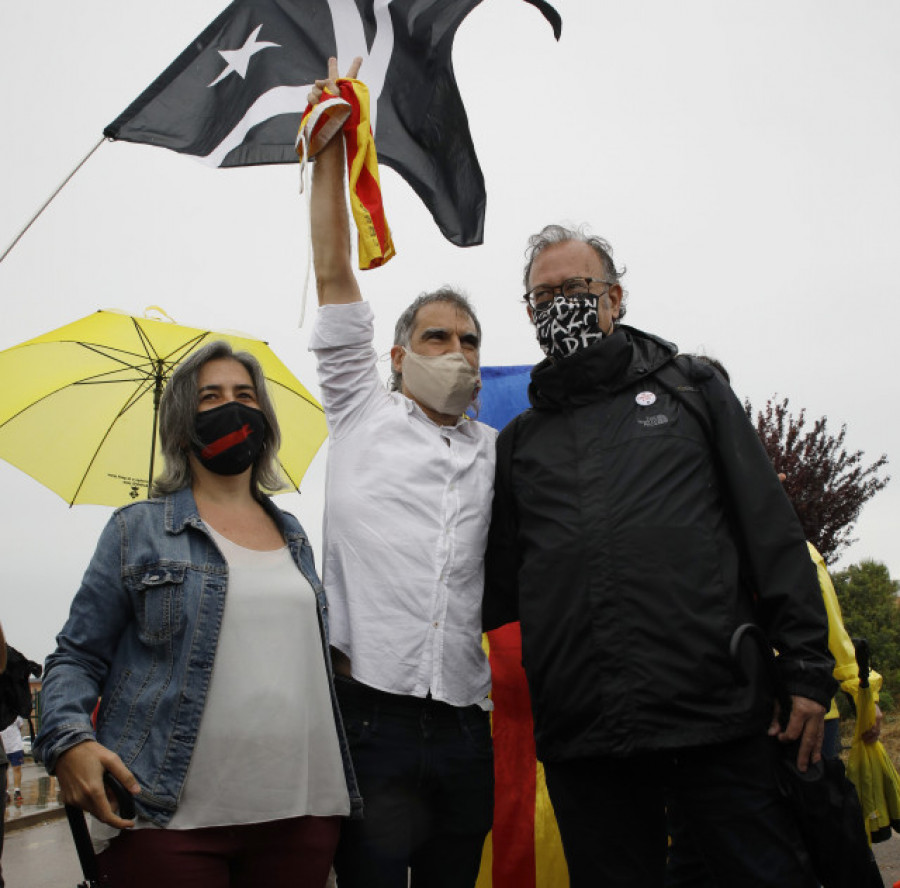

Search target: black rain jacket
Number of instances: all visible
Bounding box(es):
[484,325,836,762]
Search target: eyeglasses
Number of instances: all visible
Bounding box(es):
[523,277,612,313]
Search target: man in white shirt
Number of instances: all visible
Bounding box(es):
[306,59,495,888]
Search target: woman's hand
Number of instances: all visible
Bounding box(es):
[56,740,140,829]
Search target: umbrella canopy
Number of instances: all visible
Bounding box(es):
[0,309,327,506]
[848,639,900,844]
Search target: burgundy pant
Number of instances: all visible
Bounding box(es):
[97,815,341,888]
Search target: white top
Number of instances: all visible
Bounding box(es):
[92,527,349,848]
[309,301,495,707]
[1,719,24,755]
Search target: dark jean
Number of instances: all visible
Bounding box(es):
[333,677,494,888]
[666,723,847,887]
[544,734,818,888]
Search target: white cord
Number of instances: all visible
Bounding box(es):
[297,129,313,327]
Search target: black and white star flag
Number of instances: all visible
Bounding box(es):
[104,0,561,247]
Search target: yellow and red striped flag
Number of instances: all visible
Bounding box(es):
[297,78,395,270]
[478,623,569,887]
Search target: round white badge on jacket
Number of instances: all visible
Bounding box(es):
[635,391,657,407]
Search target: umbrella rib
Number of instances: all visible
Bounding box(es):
[0,367,160,430]
[68,383,157,505]
[11,337,195,372]
[157,332,212,365]
[8,338,147,364]
[130,319,213,367]
[75,376,158,385]
[131,317,163,364]
[116,375,160,417]
[72,341,160,375]
[70,330,213,503]
[265,377,326,414]
[278,459,302,494]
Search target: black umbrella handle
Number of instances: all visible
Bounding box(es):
[65,802,100,886]
[729,623,793,731]
[65,772,136,887]
[853,637,871,689]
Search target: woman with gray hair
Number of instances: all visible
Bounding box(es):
[35,341,361,888]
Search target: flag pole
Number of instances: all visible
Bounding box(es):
[0,136,106,266]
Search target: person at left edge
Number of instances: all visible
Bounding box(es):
[34,341,361,888]
[0,623,8,888]
[0,719,24,805]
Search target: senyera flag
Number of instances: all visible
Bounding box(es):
[297,78,397,270]
[479,623,569,888]
[476,366,570,887]
[103,0,561,248]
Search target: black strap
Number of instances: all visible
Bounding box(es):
[65,803,99,886]
[65,772,136,887]
[652,355,715,445]
[654,357,762,614]
[496,412,520,513]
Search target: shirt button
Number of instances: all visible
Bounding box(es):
[433,622,439,628]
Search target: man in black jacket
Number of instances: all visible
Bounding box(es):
[484,224,837,888]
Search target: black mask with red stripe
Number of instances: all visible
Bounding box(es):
[192,402,267,476]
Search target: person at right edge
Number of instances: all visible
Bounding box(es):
[483,223,837,888]
[663,359,885,886]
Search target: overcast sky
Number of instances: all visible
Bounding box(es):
[1,0,897,662]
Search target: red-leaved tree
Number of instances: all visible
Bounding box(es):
[745,397,890,562]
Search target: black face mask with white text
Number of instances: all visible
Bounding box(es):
[192,402,267,476]
[535,299,604,359]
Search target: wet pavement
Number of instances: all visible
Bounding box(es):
[4,760,65,833]
[3,818,83,888]
[3,759,79,887]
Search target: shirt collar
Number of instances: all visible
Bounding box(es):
[400,393,478,436]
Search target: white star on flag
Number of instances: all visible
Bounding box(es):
[208,24,280,87]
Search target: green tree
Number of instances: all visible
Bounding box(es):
[745,397,890,562]
[832,560,900,708]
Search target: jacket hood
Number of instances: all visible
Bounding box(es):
[528,325,678,409]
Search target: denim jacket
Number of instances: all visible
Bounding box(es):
[34,486,362,825]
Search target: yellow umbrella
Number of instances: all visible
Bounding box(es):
[847,639,900,844]
[0,309,327,506]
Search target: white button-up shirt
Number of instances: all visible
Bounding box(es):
[309,301,495,706]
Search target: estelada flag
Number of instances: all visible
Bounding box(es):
[297,79,395,270]
[103,0,561,248]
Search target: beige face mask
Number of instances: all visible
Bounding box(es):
[400,348,481,417]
